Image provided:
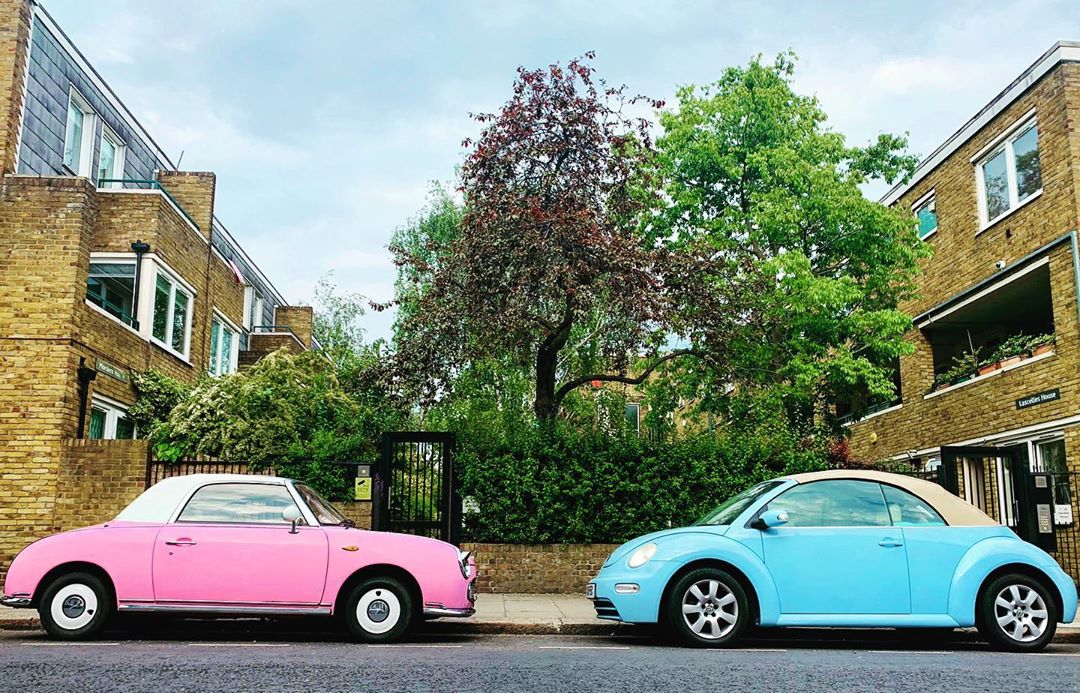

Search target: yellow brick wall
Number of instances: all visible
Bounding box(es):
[53,439,148,531]
[0,0,28,176]
[850,62,1080,466]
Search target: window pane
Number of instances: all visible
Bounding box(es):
[1013,125,1041,201]
[881,485,945,526]
[1036,439,1071,507]
[98,134,116,181]
[153,274,171,342]
[178,483,302,524]
[769,480,890,527]
[209,320,221,374]
[87,263,135,324]
[171,290,189,352]
[64,101,84,171]
[916,198,937,239]
[87,408,106,439]
[981,149,1010,220]
[221,328,233,373]
[625,403,640,432]
[114,416,135,440]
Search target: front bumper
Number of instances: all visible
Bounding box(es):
[423,605,476,618]
[587,560,672,624]
[0,594,31,608]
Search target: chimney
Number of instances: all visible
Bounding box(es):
[155,171,216,241]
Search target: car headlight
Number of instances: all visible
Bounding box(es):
[457,549,473,579]
[627,543,657,568]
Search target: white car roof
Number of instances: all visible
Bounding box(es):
[113,474,290,523]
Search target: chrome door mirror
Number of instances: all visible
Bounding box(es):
[752,509,789,530]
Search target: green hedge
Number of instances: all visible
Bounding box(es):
[457,425,828,544]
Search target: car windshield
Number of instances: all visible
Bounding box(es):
[293,482,349,526]
[694,480,787,526]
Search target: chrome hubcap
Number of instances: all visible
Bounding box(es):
[61,595,86,619]
[994,584,1048,643]
[682,579,737,640]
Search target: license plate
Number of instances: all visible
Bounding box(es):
[585,583,596,599]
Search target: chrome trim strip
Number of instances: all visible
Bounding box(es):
[423,606,476,618]
[118,603,331,616]
[0,595,32,608]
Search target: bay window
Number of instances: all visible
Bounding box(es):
[86,261,136,326]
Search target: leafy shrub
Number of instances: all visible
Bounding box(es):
[457,423,829,544]
[128,370,191,437]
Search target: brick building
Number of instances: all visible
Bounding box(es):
[0,0,314,575]
[846,42,1080,576]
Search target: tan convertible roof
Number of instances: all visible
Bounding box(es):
[783,469,998,527]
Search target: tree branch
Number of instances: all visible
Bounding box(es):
[552,348,701,408]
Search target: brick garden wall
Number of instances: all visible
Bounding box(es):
[53,439,147,530]
[461,543,617,594]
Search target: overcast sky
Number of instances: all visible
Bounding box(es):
[45,0,1080,341]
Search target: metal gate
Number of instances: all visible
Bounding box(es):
[940,446,1033,540]
[373,432,460,545]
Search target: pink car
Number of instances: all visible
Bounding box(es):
[1,474,477,642]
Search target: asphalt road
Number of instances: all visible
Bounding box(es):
[1,622,1078,693]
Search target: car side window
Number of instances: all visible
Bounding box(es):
[177,483,304,525]
[881,484,946,526]
[769,480,890,527]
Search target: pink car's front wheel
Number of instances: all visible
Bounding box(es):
[38,572,113,640]
[343,576,414,643]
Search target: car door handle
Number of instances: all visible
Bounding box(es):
[164,539,197,546]
[878,538,903,548]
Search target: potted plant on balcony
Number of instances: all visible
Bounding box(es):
[1028,332,1055,357]
[989,333,1031,369]
[977,355,1001,376]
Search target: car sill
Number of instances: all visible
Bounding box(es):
[118,603,332,616]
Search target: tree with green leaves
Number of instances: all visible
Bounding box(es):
[649,52,928,426]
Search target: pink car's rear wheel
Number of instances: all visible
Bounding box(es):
[344,577,413,643]
[38,572,113,640]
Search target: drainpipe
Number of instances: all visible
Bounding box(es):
[76,357,97,438]
[129,240,150,330]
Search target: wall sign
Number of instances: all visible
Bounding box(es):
[95,359,128,383]
[353,464,372,501]
[1015,388,1060,410]
[1056,504,1074,526]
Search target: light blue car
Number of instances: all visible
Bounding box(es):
[587,470,1078,651]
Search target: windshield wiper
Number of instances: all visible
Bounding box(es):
[338,518,356,528]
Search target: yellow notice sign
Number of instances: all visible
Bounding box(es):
[354,476,372,501]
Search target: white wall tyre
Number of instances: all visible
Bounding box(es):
[977,573,1057,652]
[38,572,113,640]
[664,568,750,648]
[344,577,413,643]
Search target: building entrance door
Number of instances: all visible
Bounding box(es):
[940,446,1032,541]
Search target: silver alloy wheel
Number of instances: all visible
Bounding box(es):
[355,587,402,635]
[681,579,738,640]
[994,584,1049,643]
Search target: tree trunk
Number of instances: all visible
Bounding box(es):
[534,342,559,421]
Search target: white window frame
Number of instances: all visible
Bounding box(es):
[142,258,196,361]
[242,286,265,331]
[63,87,96,177]
[97,123,125,188]
[85,254,139,332]
[625,403,641,433]
[209,311,241,376]
[974,115,1042,231]
[911,190,937,240]
[88,394,135,440]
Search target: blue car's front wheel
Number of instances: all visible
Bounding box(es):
[664,568,750,647]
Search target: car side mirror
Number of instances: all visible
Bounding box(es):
[751,509,789,530]
[282,506,303,534]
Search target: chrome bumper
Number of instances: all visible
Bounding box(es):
[0,594,31,608]
[423,605,476,618]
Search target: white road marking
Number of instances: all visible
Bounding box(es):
[712,648,788,652]
[538,645,632,650]
[869,650,955,655]
[184,639,291,643]
[367,639,464,643]
[22,642,122,647]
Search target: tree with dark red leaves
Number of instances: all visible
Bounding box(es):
[390,54,690,421]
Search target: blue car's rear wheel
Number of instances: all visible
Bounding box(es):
[977,573,1057,652]
[664,568,749,647]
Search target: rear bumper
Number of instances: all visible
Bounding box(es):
[0,594,31,608]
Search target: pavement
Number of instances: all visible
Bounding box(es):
[1,629,1078,693]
